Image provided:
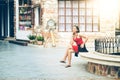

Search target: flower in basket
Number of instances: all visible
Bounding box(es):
[37,36,44,41]
[36,36,44,45]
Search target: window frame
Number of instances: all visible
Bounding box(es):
[58,0,100,32]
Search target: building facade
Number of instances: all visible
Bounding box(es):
[21,0,119,49]
[39,0,119,37]
[0,0,119,49]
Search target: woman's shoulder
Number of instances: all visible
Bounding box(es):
[78,33,82,36]
[78,33,88,38]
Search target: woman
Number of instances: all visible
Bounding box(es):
[60,26,88,68]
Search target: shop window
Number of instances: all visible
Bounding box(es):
[19,0,34,30]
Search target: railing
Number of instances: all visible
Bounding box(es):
[95,37,120,55]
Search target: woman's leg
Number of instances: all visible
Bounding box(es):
[60,44,74,68]
[67,49,74,67]
[62,48,69,61]
[67,50,72,66]
[61,44,73,61]
[61,48,74,68]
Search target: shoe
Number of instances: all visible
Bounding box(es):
[75,53,78,57]
[65,65,71,68]
[60,61,66,63]
[75,52,78,57]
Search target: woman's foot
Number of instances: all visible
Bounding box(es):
[60,60,66,63]
[65,65,71,68]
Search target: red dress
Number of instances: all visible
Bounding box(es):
[72,44,78,52]
[72,37,83,52]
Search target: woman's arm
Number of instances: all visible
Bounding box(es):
[70,37,74,45]
[79,33,88,43]
[82,35,88,44]
[78,33,88,48]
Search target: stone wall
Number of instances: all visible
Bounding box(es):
[88,62,120,79]
[41,0,58,29]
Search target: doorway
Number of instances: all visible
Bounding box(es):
[0,0,14,38]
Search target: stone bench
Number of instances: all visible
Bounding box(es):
[79,52,120,78]
[79,52,120,67]
[9,40,28,46]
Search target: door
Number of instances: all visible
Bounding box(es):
[0,1,7,38]
[0,0,14,38]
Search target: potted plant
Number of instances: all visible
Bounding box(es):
[27,35,36,43]
[36,36,44,45]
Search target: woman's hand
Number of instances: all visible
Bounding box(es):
[80,43,84,48]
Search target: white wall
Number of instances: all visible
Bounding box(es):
[16,31,32,40]
[15,0,32,40]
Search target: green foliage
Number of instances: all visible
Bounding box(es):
[37,36,44,41]
[28,35,36,40]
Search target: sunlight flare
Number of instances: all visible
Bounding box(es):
[99,0,119,19]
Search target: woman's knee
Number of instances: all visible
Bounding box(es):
[68,49,74,53]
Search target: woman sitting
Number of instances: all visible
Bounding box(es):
[60,25,88,68]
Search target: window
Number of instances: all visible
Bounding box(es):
[58,0,100,32]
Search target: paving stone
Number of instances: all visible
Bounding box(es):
[0,40,115,80]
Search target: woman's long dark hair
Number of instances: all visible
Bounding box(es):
[75,26,80,33]
[73,26,80,35]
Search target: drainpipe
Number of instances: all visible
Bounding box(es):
[8,0,10,37]
[1,5,4,37]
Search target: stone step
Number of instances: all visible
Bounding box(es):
[0,37,6,40]
[9,40,28,46]
[4,37,15,41]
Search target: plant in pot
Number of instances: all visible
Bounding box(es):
[27,35,36,43]
[36,36,44,45]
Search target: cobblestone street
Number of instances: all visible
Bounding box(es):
[0,41,116,80]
